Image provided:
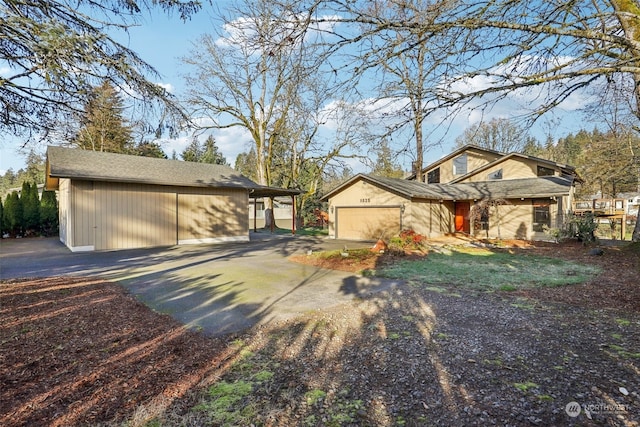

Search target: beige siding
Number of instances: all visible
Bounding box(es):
[94,182,177,250]
[423,149,502,183]
[327,180,408,238]
[58,178,71,248]
[469,199,561,240]
[408,200,455,237]
[70,180,95,250]
[178,187,248,243]
[459,158,542,183]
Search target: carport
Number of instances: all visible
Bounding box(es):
[249,186,301,234]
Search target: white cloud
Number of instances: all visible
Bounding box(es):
[214,126,253,163]
[215,13,341,52]
[156,82,175,93]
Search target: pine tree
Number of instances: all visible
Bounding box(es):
[40,190,59,236]
[181,137,203,162]
[234,148,259,182]
[0,198,4,236]
[74,81,133,153]
[131,141,168,158]
[371,140,405,178]
[4,191,23,236]
[21,182,40,235]
[201,135,228,165]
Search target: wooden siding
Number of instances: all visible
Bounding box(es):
[423,149,502,183]
[469,199,560,240]
[409,200,455,237]
[178,187,248,243]
[58,178,71,248]
[458,157,547,183]
[94,182,176,250]
[68,180,96,250]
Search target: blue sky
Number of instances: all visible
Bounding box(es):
[0,4,592,175]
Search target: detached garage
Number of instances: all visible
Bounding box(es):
[45,146,295,252]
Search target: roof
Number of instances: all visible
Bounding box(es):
[407,144,505,179]
[321,173,574,202]
[46,146,300,197]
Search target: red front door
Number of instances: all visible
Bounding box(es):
[455,203,470,233]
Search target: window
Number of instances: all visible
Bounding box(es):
[452,154,468,175]
[427,167,440,183]
[487,169,503,180]
[537,165,555,176]
[473,204,490,231]
[533,202,550,232]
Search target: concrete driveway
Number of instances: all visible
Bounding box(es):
[0,233,401,336]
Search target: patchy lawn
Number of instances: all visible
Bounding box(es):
[1,240,639,426]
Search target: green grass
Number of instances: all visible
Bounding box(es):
[514,381,539,392]
[378,247,601,290]
[270,227,328,236]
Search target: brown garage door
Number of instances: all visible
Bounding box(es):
[336,207,401,240]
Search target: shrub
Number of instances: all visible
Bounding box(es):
[547,213,598,244]
[389,229,427,252]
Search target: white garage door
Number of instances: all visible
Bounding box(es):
[336,207,401,240]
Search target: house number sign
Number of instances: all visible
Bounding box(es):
[360,198,370,203]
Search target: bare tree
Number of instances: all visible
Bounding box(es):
[182,0,362,228]
[455,118,533,153]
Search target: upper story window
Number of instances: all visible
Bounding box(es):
[487,169,503,180]
[427,167,440,183]
[452,154,468,175]
[537,165,555,176]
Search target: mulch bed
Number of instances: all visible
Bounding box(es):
[1,239,638,426]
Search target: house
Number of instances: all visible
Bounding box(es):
[321,145,581,241]
[45,146,298,251]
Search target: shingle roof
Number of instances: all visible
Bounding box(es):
[46,146,300,197]
[321,173,574,201]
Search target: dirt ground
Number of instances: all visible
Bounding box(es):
[1,238,639,426]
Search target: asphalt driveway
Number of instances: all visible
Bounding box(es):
[0,233,401,336]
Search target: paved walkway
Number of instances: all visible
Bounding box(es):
[0,233,402,336]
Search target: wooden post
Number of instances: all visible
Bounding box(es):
[291,195,296,235]
[270,196,274,234]
[253,197,257,232]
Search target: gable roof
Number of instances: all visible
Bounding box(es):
[45,146,300,197]
[321,173,574,202]
[407,144,504,180]
[449,152,580,184]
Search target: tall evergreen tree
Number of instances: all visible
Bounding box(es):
[0,198,4,236]
[201,135,228,165]
[132,141,168,158]
[21,182,40,235]
[371,140,405,178]
[235,148,259,182]
[181,137,203,162]
[3,191,23,236]
[73,81,134,153]
[40,190,59,237]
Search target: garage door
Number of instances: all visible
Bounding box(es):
[336,207,401,240]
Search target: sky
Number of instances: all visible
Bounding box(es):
[0,3,593,176]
